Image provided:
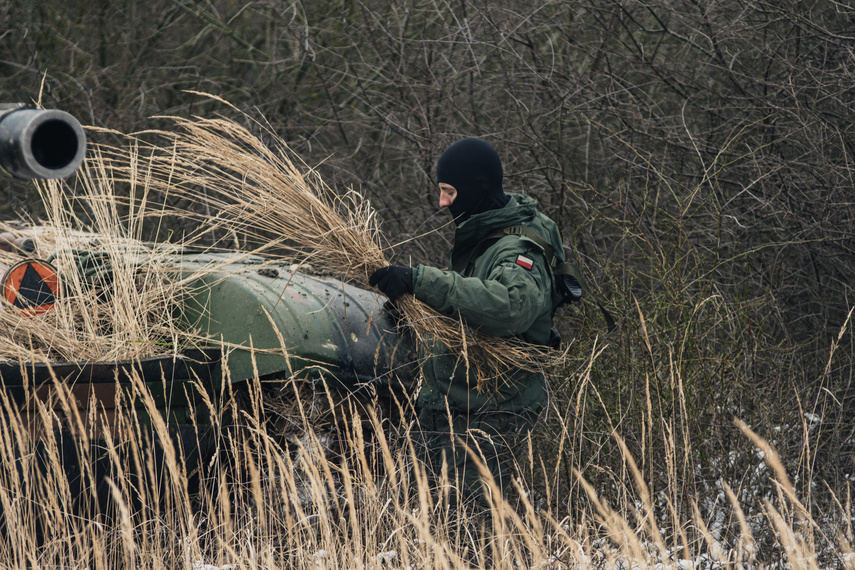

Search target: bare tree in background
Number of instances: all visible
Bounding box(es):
[2,0,855,548]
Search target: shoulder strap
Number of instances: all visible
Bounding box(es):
[499,227,589,285]
[450,225,550,274]
[497,228,586,287]
[500,226,557,267]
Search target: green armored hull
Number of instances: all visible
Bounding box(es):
[0,250,416,427]
[176,251,416,392]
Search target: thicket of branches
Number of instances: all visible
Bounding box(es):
[3,0,855,546]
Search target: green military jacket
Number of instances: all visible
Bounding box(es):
[412,193,564,413]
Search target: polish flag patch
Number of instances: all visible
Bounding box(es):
[515,255,534,270]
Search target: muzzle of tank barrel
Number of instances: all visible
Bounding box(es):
[0,104,87,179]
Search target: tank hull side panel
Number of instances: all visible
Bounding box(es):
[176,256,416,387]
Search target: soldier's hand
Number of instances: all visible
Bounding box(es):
[369,265,414,301]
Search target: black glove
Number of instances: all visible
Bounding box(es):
[369,265,414,301]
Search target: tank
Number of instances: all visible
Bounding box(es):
[0,103,415,423]
[0,249,417,427]
[0,109,417,518]
[0,246,418,522]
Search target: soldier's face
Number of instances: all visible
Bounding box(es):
[439,183,457,208]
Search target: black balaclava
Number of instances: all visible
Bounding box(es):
[436,137,510,224]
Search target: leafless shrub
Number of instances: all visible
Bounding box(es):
[2,0,854,560]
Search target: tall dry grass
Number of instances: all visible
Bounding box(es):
[0,178,847,567]
[0,343,848,569]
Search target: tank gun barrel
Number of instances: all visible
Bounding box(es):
[0,103,86,179]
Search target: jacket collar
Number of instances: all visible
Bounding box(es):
[453,193,538,247]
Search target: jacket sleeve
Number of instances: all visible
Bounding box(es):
[412,250,550,337]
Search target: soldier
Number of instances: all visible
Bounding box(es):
[369,137,565,507]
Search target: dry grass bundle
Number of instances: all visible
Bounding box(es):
[88,98,552,387]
